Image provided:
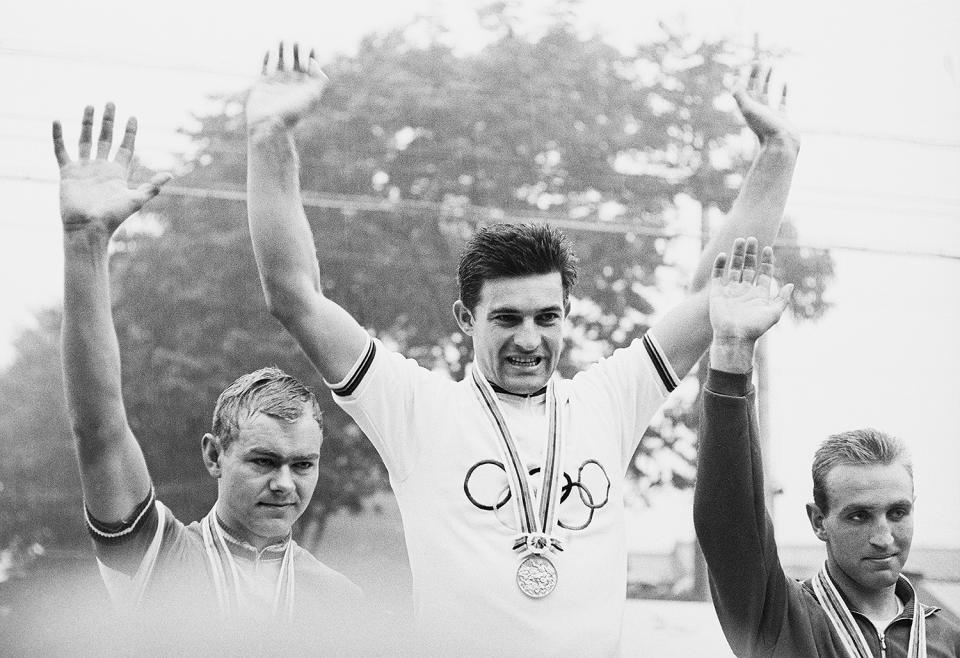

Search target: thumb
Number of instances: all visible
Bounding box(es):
[776,283,795,309]
[133,172,173,205]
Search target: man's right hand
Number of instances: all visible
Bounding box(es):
[708,237,794,373]
[733,63,800,150]
[247,42,329,132]
[54,103,171,238]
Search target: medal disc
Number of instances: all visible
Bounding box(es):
[516,554,557,598]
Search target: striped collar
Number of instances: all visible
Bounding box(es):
[215,514,291,562]
[489,380,548,398]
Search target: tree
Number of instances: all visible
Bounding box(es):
[0,7,833,553]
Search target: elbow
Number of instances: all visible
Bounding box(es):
[262,281,317,327]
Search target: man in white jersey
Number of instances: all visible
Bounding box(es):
[246,44,799,654]
[54,103,359,646]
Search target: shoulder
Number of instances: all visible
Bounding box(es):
[291,544,362,599]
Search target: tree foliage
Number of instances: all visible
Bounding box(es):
[0,9,833,550]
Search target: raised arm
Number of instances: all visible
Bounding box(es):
[693,238,793,655]
[246,43,368,383]
[56,104,171,522]
[652,63,800,378]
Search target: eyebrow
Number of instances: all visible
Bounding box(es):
[247,448,320,461]
[487,304,564,315]
[838,499,913,514]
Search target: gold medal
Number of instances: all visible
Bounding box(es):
[516,554,558,598]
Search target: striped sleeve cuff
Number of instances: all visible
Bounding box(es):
[85,486,156,543]
[327,338,376,397]
[642,331,680,393]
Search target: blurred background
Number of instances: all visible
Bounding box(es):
[1,0,958,654]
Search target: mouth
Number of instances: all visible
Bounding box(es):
[505,355,543,369]
[258,502,296,508]
[864,554,899,564]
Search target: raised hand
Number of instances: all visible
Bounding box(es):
[53,103,172,236]
[709,237,794,343]
[247,42,329,130]
[733,63,799,148]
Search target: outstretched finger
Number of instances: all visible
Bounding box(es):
[761,67,773,104]
[78,105,95,159]
[307,49,328,83]
[746,63,761,96]
[779,83,788,111]
[277,41,285,72]
[114,116,138,167]
[755,246,775,290]
[741,237,759,284]
[727,238,746,282]
[293,42,301,72]
[133,171,173,206]
[96,102,116,159]
[711,252,727,281]
[52,120,70,167]
[261,50,269,75]
[776,282,795,308]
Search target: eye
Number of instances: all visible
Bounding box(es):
[847,511,868,523]
[492,314,520,326]
[251,458,274,468]
[888,507,909,521]
[537,312,562,325]
[293,462,315,472]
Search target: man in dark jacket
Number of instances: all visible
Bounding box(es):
[694,237,960,657]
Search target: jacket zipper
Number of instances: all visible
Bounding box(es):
[877,630,887,658]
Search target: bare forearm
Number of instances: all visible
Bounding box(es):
[61,230,128,445]
[247,120,323,316]
[693,138,799,290]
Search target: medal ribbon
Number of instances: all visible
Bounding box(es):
[812,561,927,658]
[201,506,296,622]
[470,366,565,555]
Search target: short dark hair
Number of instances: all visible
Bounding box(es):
[211,367,322,452]
[457,223,579,311]
[811,428,912,514]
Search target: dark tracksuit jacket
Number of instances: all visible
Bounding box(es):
[693,368,960,657]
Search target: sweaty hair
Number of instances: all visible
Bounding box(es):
[457,223,579,311]
[211,367,322,452]
[811,428,912,514]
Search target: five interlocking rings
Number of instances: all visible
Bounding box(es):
[463,459,612,531]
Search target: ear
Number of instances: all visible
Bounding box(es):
[806,502,828,542]
[201,433,224,478]
[453,299,475,335]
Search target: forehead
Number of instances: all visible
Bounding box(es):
[823,462,914,511]
[476,272,564,311]
[231,408,322,456]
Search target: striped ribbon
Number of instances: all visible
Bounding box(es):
[470,366,565,555]
[200,506,296,622]
[812,562,926,658]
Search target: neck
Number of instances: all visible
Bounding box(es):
[214,507,287,553]
[489,380,547,398]
[826,559,900,620]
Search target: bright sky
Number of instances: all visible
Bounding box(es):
[2,0,958,548]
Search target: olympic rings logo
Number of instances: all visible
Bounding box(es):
[463,459,611,531]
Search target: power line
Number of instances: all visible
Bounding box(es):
[0,47,249,79]
[3,173,959,261]
[2,46,960,151]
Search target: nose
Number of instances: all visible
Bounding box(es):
[869,519,895,549]
[514,319,540,351]
[270,465,295,495]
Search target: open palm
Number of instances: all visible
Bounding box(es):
[54,104,171,236]
[733,63,799,147]
[247,43,329,129]
[709,238,794,341]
